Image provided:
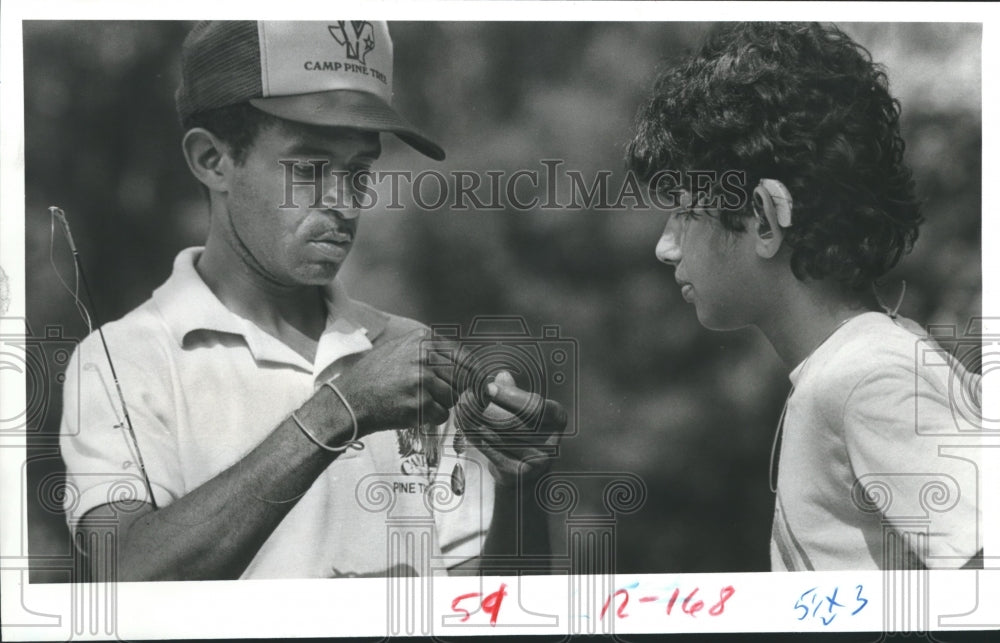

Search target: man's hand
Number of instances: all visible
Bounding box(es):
[455,370,568,485]
[334,329,456,435]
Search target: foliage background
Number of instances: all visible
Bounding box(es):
[22,21,981,580]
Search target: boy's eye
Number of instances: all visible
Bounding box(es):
[655,188,694,210]
[672,207,698,222]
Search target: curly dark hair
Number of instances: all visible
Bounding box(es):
[181,102,282,165]
[627,22,922,290]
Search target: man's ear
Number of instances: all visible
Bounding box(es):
[181,128,232,193]
[752,179,792,259]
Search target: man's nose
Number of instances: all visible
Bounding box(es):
[322,174,362,220]
[654,218,683,265]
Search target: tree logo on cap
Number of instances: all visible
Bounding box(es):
[328,21,376,65]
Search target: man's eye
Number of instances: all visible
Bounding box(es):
[350,165,375,184]
[292,162,318,178]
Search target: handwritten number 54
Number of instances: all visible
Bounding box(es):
[450,584,508,626]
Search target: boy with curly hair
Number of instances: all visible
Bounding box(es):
[627,22,982,570]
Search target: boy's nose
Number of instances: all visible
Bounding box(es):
[655,218,683,265]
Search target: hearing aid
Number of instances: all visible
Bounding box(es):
[752,178,794,239]
[752,189,775,239]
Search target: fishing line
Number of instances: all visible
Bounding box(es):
[49,206,158,510]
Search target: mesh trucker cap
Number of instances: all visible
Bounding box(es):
[175,21,445,160]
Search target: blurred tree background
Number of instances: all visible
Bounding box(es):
[23,21,981,581]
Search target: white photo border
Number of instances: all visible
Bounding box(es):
[2,1,997,640]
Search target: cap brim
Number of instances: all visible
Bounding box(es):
[250,90,445,161]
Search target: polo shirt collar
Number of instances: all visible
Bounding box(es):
[152,247,389,374]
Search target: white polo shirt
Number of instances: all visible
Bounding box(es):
[771,312,982,570]
[60,247,493,578]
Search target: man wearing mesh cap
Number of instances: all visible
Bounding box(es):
[60,21,566,580]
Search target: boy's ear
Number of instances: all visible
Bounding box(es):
[752,179,793,259]
[181,128,232,193]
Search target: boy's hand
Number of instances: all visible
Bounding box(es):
[456,371,567,485]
